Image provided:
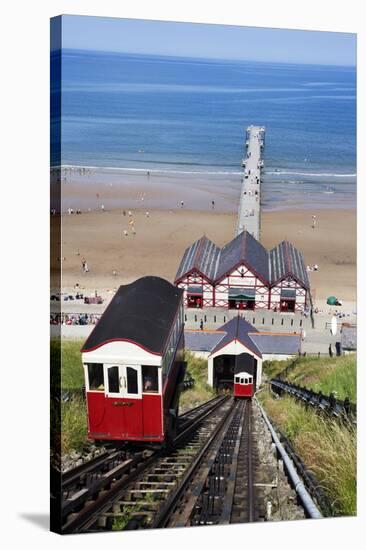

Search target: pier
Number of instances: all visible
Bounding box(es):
[235,125,265,240]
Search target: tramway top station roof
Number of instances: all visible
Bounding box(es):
[211,317,262,357]
[82,276,183,355]
[185,317,301,358]
[175,231,309,288]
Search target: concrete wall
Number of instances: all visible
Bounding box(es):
[262,353,296,362]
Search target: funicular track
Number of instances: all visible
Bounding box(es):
[61,395,228,533]
[154,399,259,529]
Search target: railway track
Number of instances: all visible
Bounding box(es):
[71,398,260,532]
[61,395,228,533]
[60,394,319,532]
[154,400,259,528]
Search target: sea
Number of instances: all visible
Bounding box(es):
[52,49,356,210]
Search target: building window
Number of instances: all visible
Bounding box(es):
[142,365,159,393]
[87,363,104,391]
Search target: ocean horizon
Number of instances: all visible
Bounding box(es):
[52,49,356,210]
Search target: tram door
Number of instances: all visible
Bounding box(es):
[105,365,143,438]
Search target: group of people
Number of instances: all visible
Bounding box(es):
[67,208,82,215]
[50,313,101,326]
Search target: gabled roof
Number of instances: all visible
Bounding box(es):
[215,231,270,283]
[175,235,221,282]
[82,276,183,355]
[249,332,301,355]
[270,241,310,289]
[184,330,226,352]
[210,316,262,358]
[175,233,308,290]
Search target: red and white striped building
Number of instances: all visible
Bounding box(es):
[175,231,309,313]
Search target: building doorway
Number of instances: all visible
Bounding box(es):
[228,287,255,310]
[280,289,296,312]
[187,285,203,308]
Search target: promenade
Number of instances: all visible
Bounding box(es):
[236,125,265,240]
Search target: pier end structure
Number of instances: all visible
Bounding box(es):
[236,125,265,240]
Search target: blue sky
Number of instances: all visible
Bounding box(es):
[54,15,356,66]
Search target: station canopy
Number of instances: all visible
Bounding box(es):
[229,287,255,300]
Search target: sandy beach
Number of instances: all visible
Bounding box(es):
[53,204,356,309]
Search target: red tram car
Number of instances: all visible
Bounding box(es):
[233,371,254,398]
[81,277,185,445]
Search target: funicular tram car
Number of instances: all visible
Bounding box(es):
[233,371,254,398]
[81,276,185,445]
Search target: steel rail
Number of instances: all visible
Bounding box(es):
[151,399,238,528]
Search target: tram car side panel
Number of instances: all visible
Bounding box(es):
[161,330,185,436]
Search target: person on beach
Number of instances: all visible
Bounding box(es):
[181,201,184,208]
[312,215,317,229]
[123,229,128,237]
[128,210,132,217]
[146,211,150,218]
[101,204,105,212]
[81,257,86,271]
[123,210,126,216]
[211,200,215,210]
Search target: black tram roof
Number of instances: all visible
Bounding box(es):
[82,276,183,355]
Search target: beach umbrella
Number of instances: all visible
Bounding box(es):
[327,296,338,306]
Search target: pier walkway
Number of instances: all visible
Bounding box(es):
[235,125,265,240]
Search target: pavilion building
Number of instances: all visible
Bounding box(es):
[174,231,310,313]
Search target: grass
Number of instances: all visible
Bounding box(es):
[61,396,88,455]
[111,493,157,530]
[51,339,88,457]
[258,390,356,516]
[180,351,215,410]
[263,355,356,402]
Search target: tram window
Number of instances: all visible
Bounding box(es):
[235,376,240,383]
[244,378,248,384]
[142,365,159,393]
[87,364,104,391]
[240,378,244,384]
[126,367,138,394]
[142,366,159,393]
[108,367,120,393]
